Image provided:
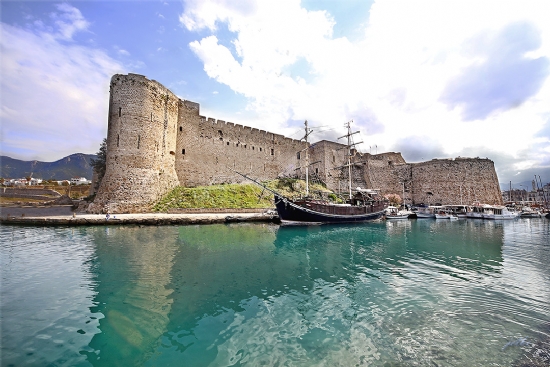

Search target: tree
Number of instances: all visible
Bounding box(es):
[384,193,402,207]
[91,138,107,191]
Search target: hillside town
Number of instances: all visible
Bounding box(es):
[1,177,90,187]
[501,180,550,206]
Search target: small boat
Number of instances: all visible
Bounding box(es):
[520,207,542,218]
[466,203,489,219]
[482,205,518,220]
[414,204,436,218]
[445,205,470,218]
[385,206,409,220]
[435,210,452,219]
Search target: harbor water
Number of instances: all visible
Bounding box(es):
[1,219,549,366]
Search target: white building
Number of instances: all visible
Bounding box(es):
[70,177,90,185]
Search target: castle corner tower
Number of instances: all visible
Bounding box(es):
[88,74,180,213]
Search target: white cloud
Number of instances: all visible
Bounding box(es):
[50,2,91,41]
[0,4,124,162]
[116,47,131,56]
[181,0,550,183]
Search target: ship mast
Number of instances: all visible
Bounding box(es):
[346,121,352,199]
[337,120,361,200]
[303,120,313,196]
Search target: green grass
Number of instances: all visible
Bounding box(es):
[153,179,332,212]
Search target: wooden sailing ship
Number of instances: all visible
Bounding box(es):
[274,120,386,225]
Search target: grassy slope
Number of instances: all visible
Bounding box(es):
[153,179,332,212]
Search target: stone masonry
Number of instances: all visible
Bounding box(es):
[89,73,503,213]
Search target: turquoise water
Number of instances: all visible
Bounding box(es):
[1,219,549,366]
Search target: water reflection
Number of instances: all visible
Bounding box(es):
[150,221,512,366]
[84,226,178,366]
[2,219,548,367]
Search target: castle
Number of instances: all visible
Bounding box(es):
[88,73,503,213]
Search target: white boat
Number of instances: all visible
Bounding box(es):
[466,203,489,219]
[385,206,410,220]
[415,205,437,218]
[444,205,470,218]
[520,207,542,218]
[435,209,453,219]
[482,205,518,220]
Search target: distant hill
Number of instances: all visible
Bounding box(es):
[0,153,97,180]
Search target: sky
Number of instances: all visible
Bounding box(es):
[1,0,549,187]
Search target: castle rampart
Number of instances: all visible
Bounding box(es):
[175,106,304,188]
[89,74,503,213]
[409,158,502,205]
[357,155,503,205]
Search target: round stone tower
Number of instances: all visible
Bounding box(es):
[88,74,180,213]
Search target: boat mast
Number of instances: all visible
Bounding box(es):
[402,181,405,207]
[303,120,313,197]
[337,120,361,200]
[305,120,309,196]
[347,121,352,200]
[539,175,548,208]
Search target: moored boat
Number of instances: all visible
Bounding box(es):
[466,203,488,219]
[435,209,454,219]
[520,207,542,218]
[445,204,470,218]
[274,193,387,225]
[268,120,387,225]
[415,204,437,218]
[385,206,409,220]
[482,205,518,220]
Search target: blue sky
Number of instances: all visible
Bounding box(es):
[1,0,549,186]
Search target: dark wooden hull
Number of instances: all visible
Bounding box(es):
[274,194,386,225]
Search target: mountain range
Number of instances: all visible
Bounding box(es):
[0,154,96,180]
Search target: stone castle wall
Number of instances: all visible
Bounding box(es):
[361,152,408,195]
[409,158,503,205]
[307,140,349,189]
[357,155,503,205]
[89,73,503,213]
[175,102,304,187]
